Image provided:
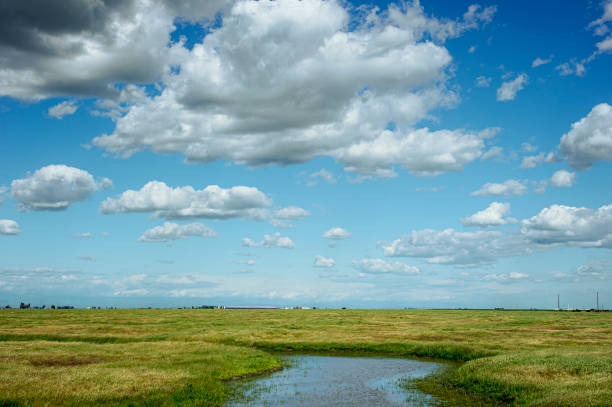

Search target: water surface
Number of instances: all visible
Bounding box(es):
[228,354,444,406]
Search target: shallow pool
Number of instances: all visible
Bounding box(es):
[227,354,445,406]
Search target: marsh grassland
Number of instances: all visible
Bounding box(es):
[0,309,610,406]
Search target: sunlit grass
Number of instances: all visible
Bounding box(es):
[0,339,280,406]
[0,309,610,405]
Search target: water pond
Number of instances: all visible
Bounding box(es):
[228,354,446,406]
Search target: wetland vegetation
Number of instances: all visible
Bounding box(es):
[0,309,610,406]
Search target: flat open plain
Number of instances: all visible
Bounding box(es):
[0,309,610,406]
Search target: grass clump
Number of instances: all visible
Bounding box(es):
[243,340,493,361]
[0,340,280,406]
[412,348,612,406]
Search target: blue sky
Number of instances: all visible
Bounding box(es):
[1,0,611,309]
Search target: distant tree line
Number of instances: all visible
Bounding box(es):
[3,303,76,309]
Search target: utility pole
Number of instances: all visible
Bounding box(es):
[557,294,560,311]
[597,292,599,311]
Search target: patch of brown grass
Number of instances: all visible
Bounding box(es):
[28,355,105,367]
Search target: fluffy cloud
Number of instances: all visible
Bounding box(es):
[0,0,232,100]
[72,232,92,239]
[381,228,530,267]
[520,152,557,169]
[335,128,484,177]
[242,232,295,248]
[560,103,612,170]
[471,179,527,197]
[323,227,352,240]
[496,74,528,101]
[101,181,271,220]
[521,204,612,248]
[48,100,78,119]
[314,255,335,268]
[0,0,165,99]
[273,206,310,220]
[550,170,576,187]
[481,146,502,160]
[461,202,517,227]
[555,61,585,77]
[352,258,419,275]
[589,1,612,50]
[91,0,493,178]
[269,206,309,229]
[589,0,612,31]
[382,202,612,267]
[596,36,612,52]
[139,222,216,242]
[477,127,502,139]
[0,220,20,235]
[11,164,111,211]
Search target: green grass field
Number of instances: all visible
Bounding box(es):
[0,309,610,406]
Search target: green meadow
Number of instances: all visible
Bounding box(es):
[0,309,610,406]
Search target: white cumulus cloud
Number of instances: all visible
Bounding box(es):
[596,36,612,52]
[100,181,271,220]
[461,202,517,227]
[471,179,528,197]
[496,73,528,101]
[589,0,612,31]
[91,0,494,178]
[555,61,586,77]
[11,164,110,211]
[550,170,576,187]
[0,1,231,100]
[314,255,336,268]
[521,204,612,248]
[481,146,503,161]
[335,128,484,177]
[273,206,311,220]
[139,222,216,242]
[48,100,78,119]
[0,220,21,235]
[242,232,295,249]
[559,103,612,170]
[323,227,352,240]
[381,228,530,267]
[520,152,557,169]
